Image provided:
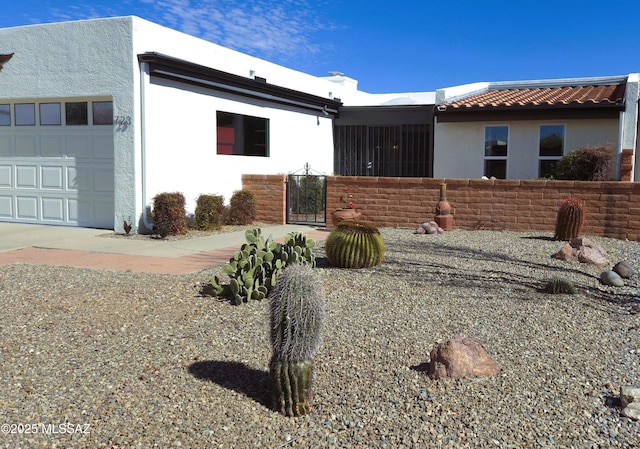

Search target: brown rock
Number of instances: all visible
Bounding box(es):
[428,335,500,380]
[552,238,608,266]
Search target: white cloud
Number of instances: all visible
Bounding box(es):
[139,0,335,68]
[39,0,335,70]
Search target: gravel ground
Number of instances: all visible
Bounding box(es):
[0,228,639,449]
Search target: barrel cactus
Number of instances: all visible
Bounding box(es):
[554,197,585,241]
[543,277,576,294]
[325,220,385,269]
[269,264,325,417]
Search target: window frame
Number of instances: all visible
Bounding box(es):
[538,124,565,178]
[483,125,509,179]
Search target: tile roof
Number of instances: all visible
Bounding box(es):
[441,83,626,111]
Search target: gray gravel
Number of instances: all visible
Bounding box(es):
[1,228,639,448]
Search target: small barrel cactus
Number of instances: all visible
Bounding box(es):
[325,220,385,269]
[554,197,585,241]
[543,277,576,294]
[268,264,325,417]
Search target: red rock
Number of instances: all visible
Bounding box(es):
[428,335,500,380]
[552,238,608,266]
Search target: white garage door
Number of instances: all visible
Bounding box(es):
[0,99,114,228]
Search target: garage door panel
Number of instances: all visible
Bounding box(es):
[41,135,64,157]
[67,166,91,190]
[94,135,115,159]
[94,167,114,192]
[0,196,12,218]
[15,135,37,157]
[16,196,38,219]
[68,198,94,224]
[94,198,114,227]
[0,136,11,157]
[67,135,92,158]
[41,166,64,189]
[0,100,114,228]
[16,166,37,188]
[0,166,11,187]
[42,197,65,221]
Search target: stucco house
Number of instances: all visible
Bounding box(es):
[432,76,639,180]
[0,16,362,232]
[1,16,638,232]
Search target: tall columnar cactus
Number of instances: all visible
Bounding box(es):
[268,264,325,417]
[554,197,585,241]
[325,220,385,269]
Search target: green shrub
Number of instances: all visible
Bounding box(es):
[225,190,256,225]
[194,194,225,231]
[152,192,187,238]
[552,144,614,181]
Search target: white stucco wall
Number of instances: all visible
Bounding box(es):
[141,77,333,212]
[0,16,340,232]
[129,17,336,227]
[0,17,137,232]
[434,118,619,179]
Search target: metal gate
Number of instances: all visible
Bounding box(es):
[287,164,326,226]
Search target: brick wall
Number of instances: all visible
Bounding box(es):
[242,174,640,241]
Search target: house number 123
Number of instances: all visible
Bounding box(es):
[115,116,131,126]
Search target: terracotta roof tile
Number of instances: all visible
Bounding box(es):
[443,83,626,110]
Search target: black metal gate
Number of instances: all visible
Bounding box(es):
[287,164,326,226]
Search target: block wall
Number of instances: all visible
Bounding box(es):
[243,174,640,241]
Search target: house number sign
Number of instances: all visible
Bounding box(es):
[115,116,131,126]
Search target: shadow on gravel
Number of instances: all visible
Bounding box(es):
[409,362,430,373]
[188,361,270,407]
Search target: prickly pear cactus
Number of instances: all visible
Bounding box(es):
[554,197,585,241]
[268,264,325,416]
[204,228,316,305]
[325,220,385,269]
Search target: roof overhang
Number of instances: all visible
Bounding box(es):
[138,52,342,115]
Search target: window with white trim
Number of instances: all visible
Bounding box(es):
[538,124,565,178]
[484,125,508,179]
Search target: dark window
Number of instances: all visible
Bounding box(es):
[93,101,113,125]
[484,126,508,178]
[539,125,564,156]
[66,102,88,125]
[539,160,558,179]
[216,111,269,157]
[484,160,507,179]
[485,126,508,157]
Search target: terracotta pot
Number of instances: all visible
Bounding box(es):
[330,208,361,226]
[436,183,451,215]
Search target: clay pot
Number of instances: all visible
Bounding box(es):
[330,208,361,226]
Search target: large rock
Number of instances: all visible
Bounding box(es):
[620,386,640,407]
[613,261,634,279]
[600,270,624,287]
[552,238,608,266]
[428,335,500,380]
[620,386,640,421]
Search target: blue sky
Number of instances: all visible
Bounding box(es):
[3,0,639,93]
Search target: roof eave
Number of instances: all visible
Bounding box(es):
[138,52,342,115]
